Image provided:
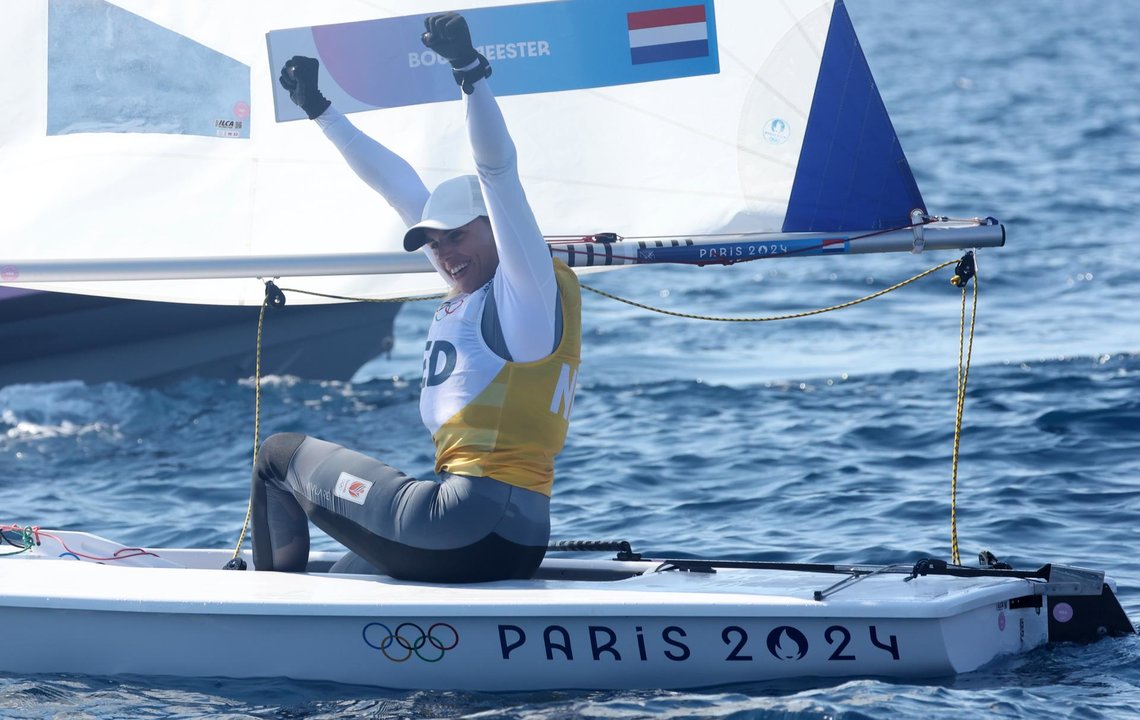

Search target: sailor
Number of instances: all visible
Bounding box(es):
[249,13,581,583]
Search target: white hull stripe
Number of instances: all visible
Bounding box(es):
[628,22,709,49]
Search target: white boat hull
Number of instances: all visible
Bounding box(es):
[0,531,1131,690]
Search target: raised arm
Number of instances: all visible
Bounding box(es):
[422,15,559,361]
[315,108,429,228]
[466,83,559,361]
[280,56,429,228]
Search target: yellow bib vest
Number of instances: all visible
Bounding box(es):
[419,259,581,496]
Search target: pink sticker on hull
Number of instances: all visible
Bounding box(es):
[1053,602,1074,623]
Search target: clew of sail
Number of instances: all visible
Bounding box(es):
[1,1,997,305]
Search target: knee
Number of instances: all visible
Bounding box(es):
[254,432,307,479]
[260,432,307,456]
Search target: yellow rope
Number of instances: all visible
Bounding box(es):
[229,294,270,563]
[274,259,955,324]
[228,286,439,564]
[580,260,956,322]
[949,267,979,565]
[231,258,974,566]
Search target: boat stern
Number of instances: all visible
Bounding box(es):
[1046,576,1135,643]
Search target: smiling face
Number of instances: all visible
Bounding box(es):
[425,216,498,294]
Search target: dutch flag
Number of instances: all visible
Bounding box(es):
[627,5,710,65]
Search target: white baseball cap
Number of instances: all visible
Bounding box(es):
[403,175,488,251]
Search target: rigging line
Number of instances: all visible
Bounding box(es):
[0,527,26,548]
[228,289,272,564]
[815,563,914,601]
[272,256,955,319]
[547,230,757,241]
[30,529,159,562]
[547,220,947,266]
[545,218,940,244]
[275,287,444,302]
[949,257,980,566]
[580,259,956,323]
[0,526,33,557]
[228,283,439,568]
[229,257,970,563]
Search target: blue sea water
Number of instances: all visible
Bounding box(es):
[2,0,1139,717]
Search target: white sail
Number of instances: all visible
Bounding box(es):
[0,1,982,305]
[2,1,455,304]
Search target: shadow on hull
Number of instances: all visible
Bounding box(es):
[0,288,400,386]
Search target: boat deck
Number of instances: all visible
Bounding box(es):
[2,531,1046,621]
[0,530,1129,689]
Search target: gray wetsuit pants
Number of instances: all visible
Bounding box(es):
[250,432,550,582]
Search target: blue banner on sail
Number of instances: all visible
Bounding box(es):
[267,0,719,121]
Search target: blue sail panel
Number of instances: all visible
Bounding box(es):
[783,0,924,233]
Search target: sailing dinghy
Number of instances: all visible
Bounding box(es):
[0,530,1132,690]
[1,0,1132,690]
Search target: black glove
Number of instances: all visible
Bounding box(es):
[421,13,492,95]
[422,13,478,68]
[278,55,331,120]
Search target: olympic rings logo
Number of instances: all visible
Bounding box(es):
[362,622,459,662]
[434,297,465,322]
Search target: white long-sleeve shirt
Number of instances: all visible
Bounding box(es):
[314,84,558,363]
